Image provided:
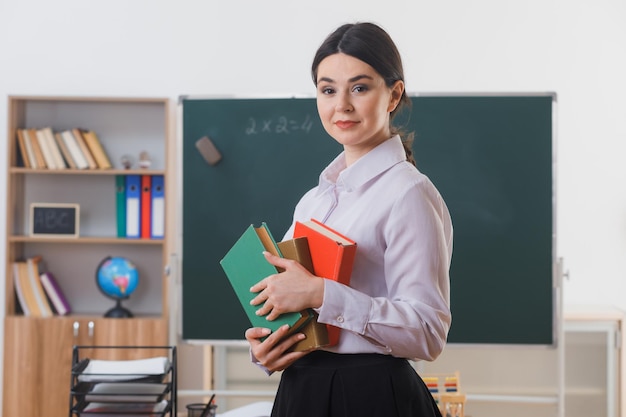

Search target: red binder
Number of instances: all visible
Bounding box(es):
[140,175,152,239]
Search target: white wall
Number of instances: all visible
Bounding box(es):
[1,0,625,407]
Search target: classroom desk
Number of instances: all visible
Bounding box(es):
[564,305,625,417]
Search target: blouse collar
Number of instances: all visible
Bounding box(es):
[318,135,407,193]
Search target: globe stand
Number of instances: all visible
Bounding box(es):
[104,299,134,318]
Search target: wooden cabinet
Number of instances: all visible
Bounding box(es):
[3,316,168,417]
[2,96,173,417]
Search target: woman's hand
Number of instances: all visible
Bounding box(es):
[250,251,325,321]
[245,325,310,372]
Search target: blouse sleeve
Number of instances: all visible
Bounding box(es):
[316,181,453,361]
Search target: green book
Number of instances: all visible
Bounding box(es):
[220,223,313,338]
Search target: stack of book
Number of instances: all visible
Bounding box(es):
[220,219,356,351]
[13,255,71,317]
[15,127,112,170]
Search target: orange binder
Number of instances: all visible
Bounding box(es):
[140,175,152,239]
[293,219,357,345]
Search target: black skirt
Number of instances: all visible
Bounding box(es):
[271,351,442,417]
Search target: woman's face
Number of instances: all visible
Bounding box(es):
[315,53,403,161]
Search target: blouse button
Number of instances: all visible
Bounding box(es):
[336,316,344,323]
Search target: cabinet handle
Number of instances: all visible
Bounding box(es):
[73,321,80,338]
[88,321,95,338]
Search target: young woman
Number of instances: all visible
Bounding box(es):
[245,22,453,417]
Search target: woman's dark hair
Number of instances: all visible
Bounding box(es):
[311,22,416,166]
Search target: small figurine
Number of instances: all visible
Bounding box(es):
[121,154,134,170]
[138,151,152,169]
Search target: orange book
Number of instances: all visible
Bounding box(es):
[140,175,152,239]
[293,219,357,345]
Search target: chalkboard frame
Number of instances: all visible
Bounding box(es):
[29,203,80,238]
[179,93,559,347]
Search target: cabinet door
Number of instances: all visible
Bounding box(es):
[2,317,41,417]
[39,317,85,417]
[2,317,98,417]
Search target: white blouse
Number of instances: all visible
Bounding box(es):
[283,135,453,361]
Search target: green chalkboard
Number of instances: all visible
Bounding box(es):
[181,94,555,345]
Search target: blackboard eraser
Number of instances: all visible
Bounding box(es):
[195,136,222,166]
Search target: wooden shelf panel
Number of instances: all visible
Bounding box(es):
[9,235,164,244]
[10,168,166,175]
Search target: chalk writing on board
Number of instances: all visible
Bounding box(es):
[35,210,70,229]
[245,115,314,135]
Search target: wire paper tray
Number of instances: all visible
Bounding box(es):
[69,346,176,417]
[71,382,171,403]
[71,399,171,416]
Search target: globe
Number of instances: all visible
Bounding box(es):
[96,256,139,318]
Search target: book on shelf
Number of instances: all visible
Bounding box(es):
[82,130,112,169]
[20,129,38,168]
[13,257,68,317]
[13,260,45,317]
[41,127,67,169]
[26,128,47,169]
[15,129,32,168]
[72,128,98,169]
[61,129,89,169]
[220,223,314,341]
[34,128,60,169]
[12,262,31,316]
[26,256,53,317]
[293,219,357,345]
[54,131,77,169]
[276,237,330,351]
[34,128,53,169]
[21,129,38,168]
[40,271,71,316]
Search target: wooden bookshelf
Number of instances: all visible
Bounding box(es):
[2,96,174,417]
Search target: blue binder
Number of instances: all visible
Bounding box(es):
[125,175,141,239]
[151,175,165,239]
